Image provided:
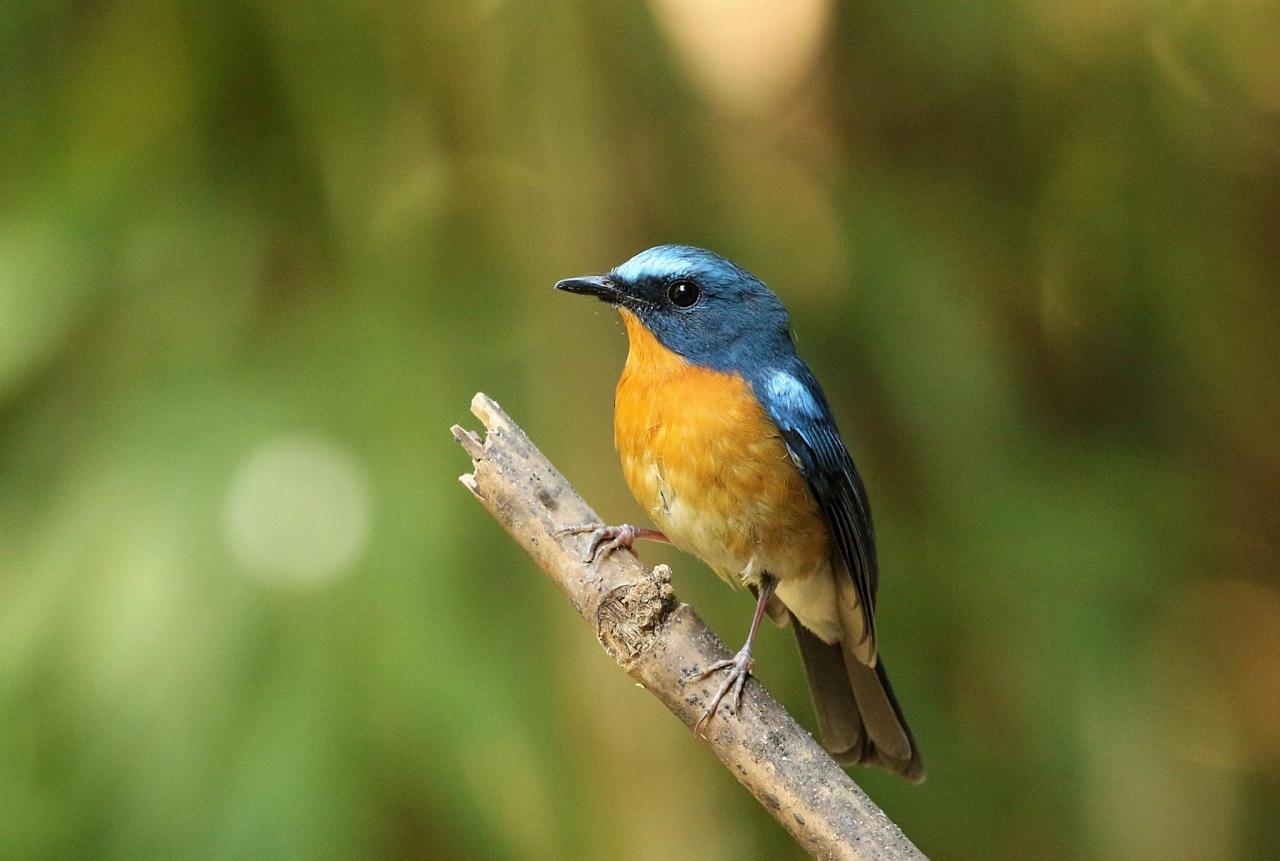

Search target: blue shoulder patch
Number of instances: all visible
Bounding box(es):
[763,369,821,417]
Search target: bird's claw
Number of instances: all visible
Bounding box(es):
[691,648,756,736]
[555,522,641,564]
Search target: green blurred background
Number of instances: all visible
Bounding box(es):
[4,1,1279,859]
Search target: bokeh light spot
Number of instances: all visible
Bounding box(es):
[224,435,373,588]
[649,0,832,113]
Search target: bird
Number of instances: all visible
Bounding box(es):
[554,245,924,782]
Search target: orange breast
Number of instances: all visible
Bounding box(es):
[613,310,832,590]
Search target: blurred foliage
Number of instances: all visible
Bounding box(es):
[3,1,1280,859]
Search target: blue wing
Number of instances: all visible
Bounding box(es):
[757,364,878,648]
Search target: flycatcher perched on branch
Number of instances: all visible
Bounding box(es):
[556,245,924,782]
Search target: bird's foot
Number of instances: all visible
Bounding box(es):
[691,647,756,736]
[555,523,667,564]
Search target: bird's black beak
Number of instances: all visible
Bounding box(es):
[554,275,619,304]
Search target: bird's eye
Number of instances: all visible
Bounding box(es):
[667,279,701,308]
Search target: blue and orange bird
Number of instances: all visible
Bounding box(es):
[556,245,924,781]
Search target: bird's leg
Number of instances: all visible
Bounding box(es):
[693,574,777,735]
[555,522,670,564]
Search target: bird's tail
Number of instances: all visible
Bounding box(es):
[793,624,925,782]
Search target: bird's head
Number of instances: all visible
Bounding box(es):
[555,245,792,371]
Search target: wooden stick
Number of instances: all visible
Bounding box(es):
[451,392,926,861]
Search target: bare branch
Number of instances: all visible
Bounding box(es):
[452,392,927,861]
